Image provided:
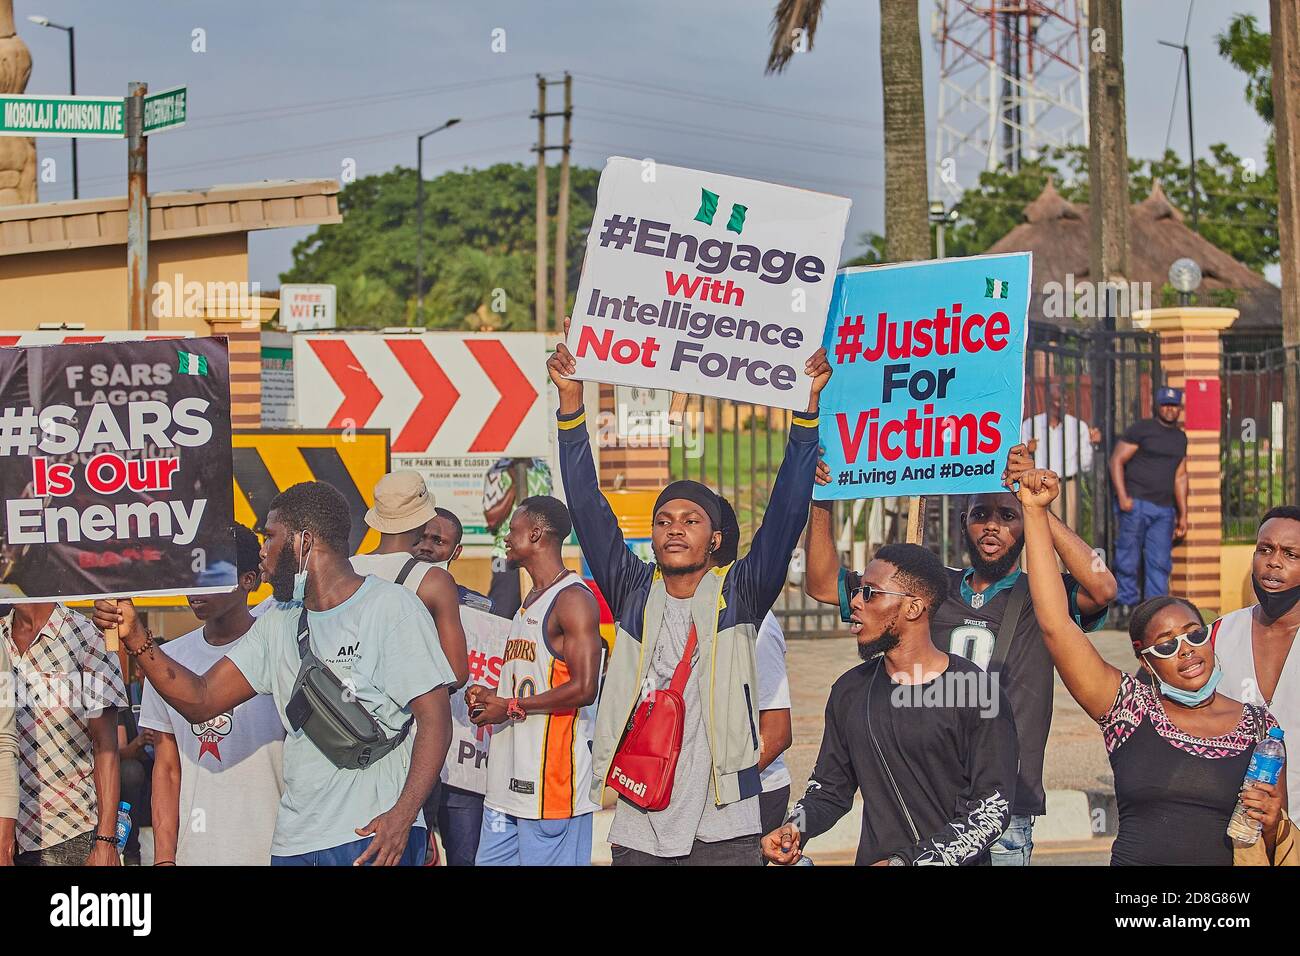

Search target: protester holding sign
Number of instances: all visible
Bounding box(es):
[814,254,1030,503]
[549,317,829,865]
[3,603,126,865]
[568,158,849,411]
[465,495,602,866]
[1011,465,1285,866]
[0,338,235,603]
[93,481,456,866]
[435,604,510,866]
[805,441,1115,863]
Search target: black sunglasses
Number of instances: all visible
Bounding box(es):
[849,583,914,604]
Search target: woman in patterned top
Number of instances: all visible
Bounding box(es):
[1011,465,1287,865]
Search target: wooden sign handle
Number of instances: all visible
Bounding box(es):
[667,392,688,427]
[905,496,926,546]
[102,598,119,652]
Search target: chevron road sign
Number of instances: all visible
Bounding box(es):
[230,429,390,556]
[292,332,549,457]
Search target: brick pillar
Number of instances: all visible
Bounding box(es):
[206,296,279,430]
[596,383,671,490]
[1136,306,1238,615]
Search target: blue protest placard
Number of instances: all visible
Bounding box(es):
[814,253,1030,501]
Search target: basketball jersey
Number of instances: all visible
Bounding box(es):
[349,552,432,593]
[485,572,598,820]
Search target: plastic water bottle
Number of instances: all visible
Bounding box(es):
[114,801,133,851]
[1226,728,1286,846]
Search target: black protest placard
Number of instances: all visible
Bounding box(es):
[0,336,236,602]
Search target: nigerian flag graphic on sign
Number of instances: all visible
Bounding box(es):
[177,351,208,376]
[985,277,1010,299]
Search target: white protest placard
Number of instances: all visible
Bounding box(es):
[568,157,850,410]
[443,605,512,794]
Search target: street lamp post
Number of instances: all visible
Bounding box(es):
[28,16,78,199]
[928,200,959,259]
[414,117,461,326]
[1158,38,1197,231]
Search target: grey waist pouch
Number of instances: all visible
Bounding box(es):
[285,608,411,770]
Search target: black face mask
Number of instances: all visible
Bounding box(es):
[1253,577,1300,620]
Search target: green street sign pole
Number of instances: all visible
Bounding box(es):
[0,83,186,333]
[127,82,151,332]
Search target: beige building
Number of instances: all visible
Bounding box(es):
[0,179,340,335]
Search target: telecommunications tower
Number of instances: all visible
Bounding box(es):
[931,0,1089,197]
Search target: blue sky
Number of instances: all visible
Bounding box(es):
[15,0,1274,287]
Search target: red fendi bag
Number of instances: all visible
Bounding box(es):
[605,623,697,811]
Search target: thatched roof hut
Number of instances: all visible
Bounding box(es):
[985,180,1281,331]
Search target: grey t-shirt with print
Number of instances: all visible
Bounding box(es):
[608,595,760,857]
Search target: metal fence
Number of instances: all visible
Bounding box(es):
[667,321,1162,637]
[667,396,841,638]
[1221,345,1300,542]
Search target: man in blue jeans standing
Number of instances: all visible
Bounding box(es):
[1109,385,1189,624]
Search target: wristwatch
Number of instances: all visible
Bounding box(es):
[506,697,526,721]
[887,854,907,866]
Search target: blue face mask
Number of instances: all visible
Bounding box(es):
[1150,660,1223,707]
[290,533,310,606]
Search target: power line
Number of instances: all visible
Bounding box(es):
[73,132,529,192]
[1162,51,1185,153]
[573,70,883,132]
[572,141,880,195]
[182,74,535,134]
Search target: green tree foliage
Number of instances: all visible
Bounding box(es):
[1217,13,1273,126]
[843,144,1278,273]
[282,162,600,329]
[1135,144,1278,272]
[842,231,887,267]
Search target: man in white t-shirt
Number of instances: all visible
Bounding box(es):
[1020,384,1100,528]
[714,499,793,837]
[351,471,468,687]
[1212,505,1300,811]
[95,481,456,866]
[140,524,285,866]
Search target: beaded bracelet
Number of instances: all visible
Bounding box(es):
[125,629,155,659]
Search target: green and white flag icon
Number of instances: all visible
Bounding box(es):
[177,351,208,376]
[985,277,1009,299]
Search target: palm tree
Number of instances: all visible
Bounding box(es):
[766,0,930,263]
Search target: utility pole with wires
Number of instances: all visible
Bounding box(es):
[533,76,548,333]
[553,73,573,331]
[531,73,573,333]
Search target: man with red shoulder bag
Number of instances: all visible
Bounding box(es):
[547,319,829,866]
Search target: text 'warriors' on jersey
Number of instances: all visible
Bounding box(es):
[485,573,599,820]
